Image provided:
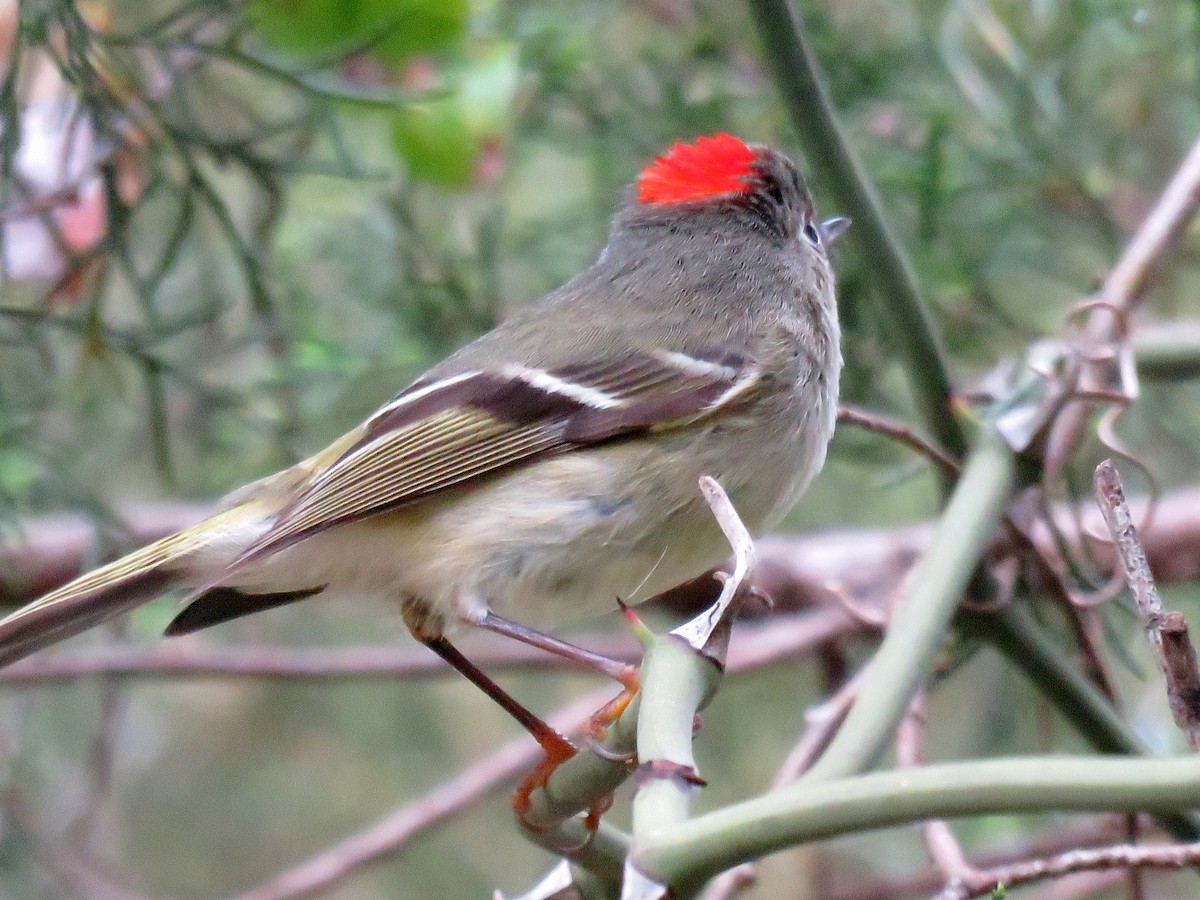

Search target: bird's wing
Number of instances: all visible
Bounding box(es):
[235,349,759,563]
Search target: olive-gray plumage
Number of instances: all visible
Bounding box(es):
[0,138,840,666]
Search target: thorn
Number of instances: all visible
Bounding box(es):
[583,734,638,765]
[618,598,655,648]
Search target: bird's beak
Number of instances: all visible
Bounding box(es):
[819,216,851,244]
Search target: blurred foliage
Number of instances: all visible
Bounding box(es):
[2,0,1200,898]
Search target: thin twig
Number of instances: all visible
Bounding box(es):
[774,667,868,786]
[933,839,1200,900]
[825,818,1126,900]
[1094,460,1200,750]
[1,788,151,900]
[0,609,858,685]
[837,406,961,479]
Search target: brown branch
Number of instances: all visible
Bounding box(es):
[0,607,860,685]
[772,666,868,786]
[824,818,1128,900]
[0,638,639,684]
[0,502,209,606]
[1094,460,1200,749]
[894,693,980,893]
[935,839,1200,900]
[836,405,961,479]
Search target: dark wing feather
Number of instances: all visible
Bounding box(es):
[235,350,759,564]
[165,586,326,636]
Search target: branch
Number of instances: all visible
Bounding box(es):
[0,608,858,685]
[635,754,1200,887]
[895,693,980,892]
[824,818,1126,900]
[837,406,960,479]
[1,788,151,900]
[934,839,1200,900]
[1094,460,1200,750]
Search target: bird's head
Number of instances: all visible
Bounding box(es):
[627,133,848,250]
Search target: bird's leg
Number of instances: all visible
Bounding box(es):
[473,611,639,745]
[474,611,639,690]
[417,634,577,821]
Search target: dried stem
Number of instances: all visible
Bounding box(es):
[836,405,960,479]
[0,608,859,685]
[1,788,151,900]
[1093,460,1200,750]
[824,818,1127,900]
[933,839,1200,900]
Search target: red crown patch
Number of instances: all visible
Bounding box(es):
[636,134,758,205]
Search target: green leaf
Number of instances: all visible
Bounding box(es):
[364,0,469,64]
[391,100,477,186]
[250,0,361,56]
[252,0,467,61]
[390,45,520,187]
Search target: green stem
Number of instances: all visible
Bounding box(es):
[636,754,1200,885]
[518,695,639,891]
[748,0,965,466]
[521,697,640,832]
[803,428,1015,781]
[631,636,721,836]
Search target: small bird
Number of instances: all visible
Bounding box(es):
[0,134,843,780]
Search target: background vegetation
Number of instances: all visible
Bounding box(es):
[3,0,1200,897]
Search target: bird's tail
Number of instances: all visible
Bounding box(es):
[0,509,249,668]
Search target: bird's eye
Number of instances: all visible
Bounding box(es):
[802,221,821,246]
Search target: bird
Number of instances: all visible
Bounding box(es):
[0,133,844,797]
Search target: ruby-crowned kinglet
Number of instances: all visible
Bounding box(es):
[0,134,843,742]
